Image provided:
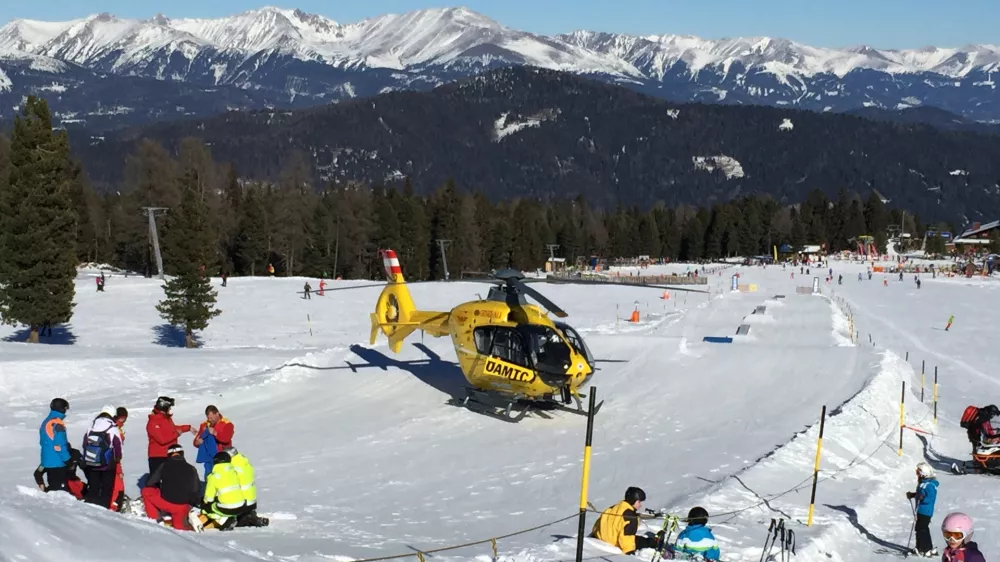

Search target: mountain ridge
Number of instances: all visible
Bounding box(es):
[3,6,1000,129]
[70,66,1000,224]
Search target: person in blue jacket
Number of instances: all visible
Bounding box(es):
[39,398,72,492]
[674,506,720,560]
[906,462,939,557]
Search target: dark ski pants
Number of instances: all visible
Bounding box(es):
[44,467,68,492]
[916,514,934,553]
[85,467,116,508]
[149,457,167,477]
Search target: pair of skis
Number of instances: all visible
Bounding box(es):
[760,518,795,562]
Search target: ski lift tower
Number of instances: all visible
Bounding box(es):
[142,207,169,279]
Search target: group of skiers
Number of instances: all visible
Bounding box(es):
[907,462,984,561]
[37,395,268,532]
[591,487,720,559]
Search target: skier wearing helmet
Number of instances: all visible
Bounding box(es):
[906,462,939,557]
[39,398,72,492]
[941,512,986,562]
[146,396,195,476]
[674,507,720,560]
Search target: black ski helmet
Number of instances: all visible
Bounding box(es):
[686,506,709,526]
[213,451,232,464]
[625,486,646,505]
[155,396,175,412]
[49,398,69,414]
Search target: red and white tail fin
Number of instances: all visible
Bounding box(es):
[382,249,404,283]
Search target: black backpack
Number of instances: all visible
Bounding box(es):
[82,430,111,468]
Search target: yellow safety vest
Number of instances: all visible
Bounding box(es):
[204,463,245,510]
[231,453,257,505]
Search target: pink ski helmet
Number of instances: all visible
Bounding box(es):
[941,512,974,543]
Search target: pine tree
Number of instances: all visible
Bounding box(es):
[155,168,221,347]
[235,185,269,275]
[0,97,77,343]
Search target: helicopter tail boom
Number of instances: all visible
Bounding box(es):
[371,249,451,353]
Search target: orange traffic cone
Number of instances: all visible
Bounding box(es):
[660,291,670,300]
[629,307,640,323]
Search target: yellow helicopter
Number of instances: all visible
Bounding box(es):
[328,249,708,422]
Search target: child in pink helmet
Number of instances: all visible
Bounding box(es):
[941,512,985,562]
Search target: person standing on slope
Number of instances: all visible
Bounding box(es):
[946,315,955,331]
[81,406,124,508]
[147,396,195,476]
[142,444,202,530]
[906,462,939,557]
[591,487,664,554]
[941,512,986,562]
[39,398,73,492]
[110,407,128,511]
[194,405,235,480]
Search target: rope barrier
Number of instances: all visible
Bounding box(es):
[348,512,581,562]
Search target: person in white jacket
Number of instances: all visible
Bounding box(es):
[81,406,123,509]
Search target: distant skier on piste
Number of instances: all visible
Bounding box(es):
[946,315,955,331]
[906,462,939,557]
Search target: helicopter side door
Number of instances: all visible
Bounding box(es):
[473,326,532,368]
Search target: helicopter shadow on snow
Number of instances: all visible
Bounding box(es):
[343,342,468,402]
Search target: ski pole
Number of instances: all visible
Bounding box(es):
[778,519,787,562]
[905,498,917,554]
[760,519,777,562]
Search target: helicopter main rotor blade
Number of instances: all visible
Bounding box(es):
[538,276,709,294]
[515,281,569,318]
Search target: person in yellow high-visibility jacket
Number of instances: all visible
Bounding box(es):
[194,451,247,531]
[591,487,663,554]
[223,447,268,528]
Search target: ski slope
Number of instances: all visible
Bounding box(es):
[0,261,994,562]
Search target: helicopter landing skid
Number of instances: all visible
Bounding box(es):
[449,388,602,423]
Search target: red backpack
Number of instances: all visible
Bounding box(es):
[960,406,980,429]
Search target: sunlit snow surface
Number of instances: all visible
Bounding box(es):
[0,261,996,561]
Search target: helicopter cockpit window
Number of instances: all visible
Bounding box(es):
[519,325,572,373]
[554,321,593,365]
[474,326,530,367]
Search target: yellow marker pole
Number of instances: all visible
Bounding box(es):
[933,366,939,424]
[899,381,906,456]
[921,360,925,402]
[806,404,827,526]
[576,386,597,562]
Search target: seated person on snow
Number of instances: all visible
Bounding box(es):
[142,444,202,530]
[195,451,250,531]
[34,448,87,500]
[672,507,721,560]
[591,487,665,554]
[224,447,269,528]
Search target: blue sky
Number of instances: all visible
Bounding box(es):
[2,0,994,50]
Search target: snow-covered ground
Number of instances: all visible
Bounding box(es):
[0,262,995,562]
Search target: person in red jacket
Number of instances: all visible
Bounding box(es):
[110,407,128,511]
[193,405,235,452]
[146,396,195,476]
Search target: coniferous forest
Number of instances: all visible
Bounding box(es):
[0,99,952,284]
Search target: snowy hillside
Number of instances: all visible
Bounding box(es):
[1,261,997,561]
[4,6,1000,128]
